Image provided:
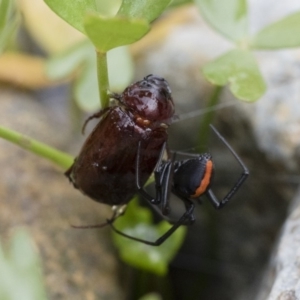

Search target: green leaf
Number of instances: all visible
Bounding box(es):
[203,49,266,101]
[107,46,134,92]
[169,0,193,8]
[117,0,172,23]
[0,229,47,300]
[44,0,98,33]
[195,0,248,43]
[46,40,99,111]
[75,57,99,111]
[84,13,150,52]
[139,293,162,300]
[252,11,300,49]
[0,0,10,31]
[94,0,122,17]
[112,198,186,276]
[46,40,90,80]
[0,0,19,54]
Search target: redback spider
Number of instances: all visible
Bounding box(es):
[78,125,249,246]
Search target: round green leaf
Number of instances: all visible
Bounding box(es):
[203,49,266,102]
[0,0,19,54]
[169,0,193,8]
[252,11,300,49]
[195,0,248,43]
[75,58,99,111]
[0,229,47,300]
[84,13,150,52]
[44,0,98,33]
[112,198,187,276]
[139,293,162,300]
[0,0,14,31]
[44,0,123,33]
[117,0,172,23]
[46,40,91,80]
[107,46,134,92]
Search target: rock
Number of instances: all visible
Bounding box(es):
[0,88,122,299]
[256,187,300,300]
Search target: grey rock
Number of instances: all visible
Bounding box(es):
[256,187,300,300]
[0,88,122,300]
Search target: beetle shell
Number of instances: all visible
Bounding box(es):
[65,75,175,205]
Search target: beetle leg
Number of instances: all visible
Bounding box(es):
[71,205,127,229]
[82,107,111,134]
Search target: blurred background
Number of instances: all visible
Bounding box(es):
[0,0,300,299]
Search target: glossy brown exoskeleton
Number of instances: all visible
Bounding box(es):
[65,75,175,206]
[65,75,249,246]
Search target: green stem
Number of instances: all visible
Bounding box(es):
[198,85,223,146]
[96,50,110,108]
[0,126,74,169]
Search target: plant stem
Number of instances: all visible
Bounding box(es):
[0,126,74,169]
[198,85,222,146]
[96,50,110,108]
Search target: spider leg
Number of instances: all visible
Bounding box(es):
[135,141,167,204]
[170,150,202,158]
[138,144,197,223]
[206,125,249,209]
[108,142,196,245]
[170,189,197,225]
[206,168,248,209]
[107,199,195,246]
[135,141,176,215]
[157,152,177,215]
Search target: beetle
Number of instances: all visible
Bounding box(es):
[65,74,175,206]
[66,75,249,246]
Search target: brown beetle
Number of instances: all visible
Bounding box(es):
[65,74,175,206]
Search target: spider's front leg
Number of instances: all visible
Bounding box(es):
[206,125,249,209]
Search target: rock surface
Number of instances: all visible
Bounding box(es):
[256,187,300,300]
[0,88,122,299]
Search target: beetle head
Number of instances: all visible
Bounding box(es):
[121,74,175,128]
